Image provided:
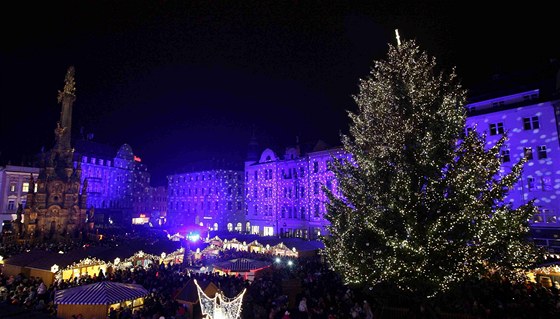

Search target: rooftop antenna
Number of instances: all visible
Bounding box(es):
[395,29,401,46]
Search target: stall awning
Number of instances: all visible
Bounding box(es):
[54,281,149,305]
[213,258,271,272]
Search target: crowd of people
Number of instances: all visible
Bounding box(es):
[2,228,560,319]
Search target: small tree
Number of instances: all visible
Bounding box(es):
[322,39,542,299]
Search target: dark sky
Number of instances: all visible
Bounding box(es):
[1,1,558,185]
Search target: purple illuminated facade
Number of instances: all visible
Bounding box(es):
[466,89,560,227]
[167,170,245,232]
[244,142,350,239]
[74,141,155,225]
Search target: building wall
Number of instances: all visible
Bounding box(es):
[466,89,560,226]
[76,143,151,225]
[245,146,349,239]
[167,170,244,233]
[0,165,40,225]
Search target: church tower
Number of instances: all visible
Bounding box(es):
[22,67,90,242]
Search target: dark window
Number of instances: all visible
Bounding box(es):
[538,145,547,159]
[489,122,504,135]
[523,116,540,130]
[527,177,535,191]
[501,150,510,163]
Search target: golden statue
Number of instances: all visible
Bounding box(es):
[57,66,76,103]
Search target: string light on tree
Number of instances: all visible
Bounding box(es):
[322,37,544,301]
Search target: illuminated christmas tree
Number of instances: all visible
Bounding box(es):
[323,38,543,299]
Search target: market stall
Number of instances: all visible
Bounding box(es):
[54,281,149,319]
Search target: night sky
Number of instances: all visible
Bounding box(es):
[1,1,558,185]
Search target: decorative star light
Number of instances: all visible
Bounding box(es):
[194,279,246,319]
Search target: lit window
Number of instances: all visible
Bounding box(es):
[22,182,29,192]
[538,145,547,159]
[489,122,504,135]
[10,184,16,192]
[523,116,539,130]
[524,147,533,160]
[501,150,510,163]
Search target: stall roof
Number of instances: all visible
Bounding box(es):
[54,281,148,305]
[213,258,271,272]
[174,278,218,303]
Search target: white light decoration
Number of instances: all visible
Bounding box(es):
[194,279,246,319]
[114,257,120,265]
[51,264,59,273]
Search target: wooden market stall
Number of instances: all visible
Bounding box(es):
[59,257,107,282]
[271,242,298,257]
[247,240,265,253]
[212,258,272,282]
[528,262,560,288]
[174,278,219,319]
[54,281,149,319]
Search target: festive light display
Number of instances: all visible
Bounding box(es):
[322,39,543,299]
[194,278,246,319]
[244,146,350,238]
[466,90,560,226]
[167,170,244,232]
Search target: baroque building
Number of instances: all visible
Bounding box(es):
[0,165,40,228]
[167,169,244,233]
[466,84,560,228]
[73,140,146,226]
[19,67,93,242]
[244,140,350,239]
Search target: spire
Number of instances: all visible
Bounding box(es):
[246,126,259,162]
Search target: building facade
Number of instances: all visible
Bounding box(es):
[244,142,350,239]
[74,139,155,226]
[167,170,245,233]
[466,88,560,228]
[0,165,40,229]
